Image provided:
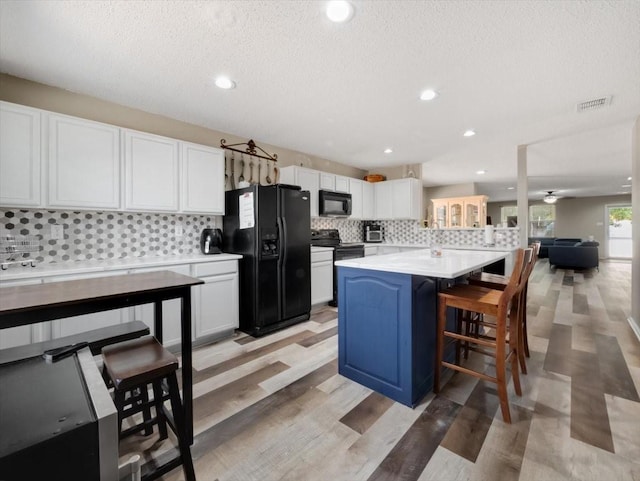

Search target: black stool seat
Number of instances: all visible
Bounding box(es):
[102,336,196,481]
[102,336,178,390]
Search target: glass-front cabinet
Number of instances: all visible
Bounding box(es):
[431,195,488,228]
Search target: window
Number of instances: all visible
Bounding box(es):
[530,204,555,237]
[500,204,556,237]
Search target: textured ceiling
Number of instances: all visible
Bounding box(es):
[1,0,638,202]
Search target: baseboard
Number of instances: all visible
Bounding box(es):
[628,316,640,343]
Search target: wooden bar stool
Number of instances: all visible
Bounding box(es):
[467,241,540,369]
[102,336,196,481]
[434,248,527,423]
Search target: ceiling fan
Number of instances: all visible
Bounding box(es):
[543,191,558,204]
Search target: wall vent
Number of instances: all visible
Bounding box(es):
[576,96,611,112]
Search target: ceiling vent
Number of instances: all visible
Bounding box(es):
[576,96,611,113]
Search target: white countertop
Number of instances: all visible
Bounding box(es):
[310,246,334,253]
[364,242,517,252]
[0,253,242,281]
[335,248,508,278]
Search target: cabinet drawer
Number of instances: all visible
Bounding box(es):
[193,260,238,277]
[311,250,333,263]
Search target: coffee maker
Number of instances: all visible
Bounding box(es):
[200,228,222,254]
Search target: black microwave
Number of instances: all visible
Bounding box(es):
[319,189,352,217]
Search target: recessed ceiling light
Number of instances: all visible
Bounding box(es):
[476,170,486,175]
[214,76,236,90]
[326,1,354,22]
[463,130,476,137]
[628,176,632,181]
[507,187,515,190]
[384,148,393,154]
[419,89,438,101]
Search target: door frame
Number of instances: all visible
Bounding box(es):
[605,203,633,259]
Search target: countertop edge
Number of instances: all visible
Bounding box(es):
[0,253,243,282]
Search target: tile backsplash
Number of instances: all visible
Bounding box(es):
[2,208,520,265]
[311,218,520,248]
[1,209,220,264]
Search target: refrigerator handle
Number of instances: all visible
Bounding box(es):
[277,216,286,316]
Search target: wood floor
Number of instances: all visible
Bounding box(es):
[119,259,640,481]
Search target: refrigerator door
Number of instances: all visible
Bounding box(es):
[277,186,311,321]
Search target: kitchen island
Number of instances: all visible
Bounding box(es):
[335,248,510,407]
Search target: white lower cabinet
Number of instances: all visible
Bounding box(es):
[0,278,45,349]
[192,261,239,340]
[364,245,378,257]
[311,249,333,305]
[130,264,191,347]
[45,271,130,339]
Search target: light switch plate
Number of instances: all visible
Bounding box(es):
[175,225,183,236]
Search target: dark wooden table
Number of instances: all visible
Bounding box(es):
[0,270,204,444]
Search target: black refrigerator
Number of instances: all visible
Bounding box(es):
[223,184,311,336]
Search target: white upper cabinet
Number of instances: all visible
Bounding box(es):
[374,181,393,219]
[180,142,225,214]
[349,179,363,219]
[374,178,422,220]
[279,166,320,217]
[48,114,120,209]
[319,172,335,191]
[362,181,375,219]
[0,102,42,207]
[124,129,179,212]
[391,178,422,220]
[335,175,350,193]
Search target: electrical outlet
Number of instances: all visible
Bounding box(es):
[175,225,183,236]
[51,224,64,240]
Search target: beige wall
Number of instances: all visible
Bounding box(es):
[554,195,631,249]
[0,74,366,179]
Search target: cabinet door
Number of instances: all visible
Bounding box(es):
[296,168,320,217]
[320,172,335,191]
[181,142,225,214]
[0,102,41,207]
[130,264,191,347]
[450,201,463,227]
[374,182,393,219]
[349,179,363,219]
[0,278,45,349]
[192,261,239,339]
[391,179,422,220]
[48,114,120,209]
[433,200,448,228]
[335,175,350,193]
[464,200,480,227]
[311,260,333,305]
[362,181,375,219]
[46,271,129,339]
[124,129,179,211]
[194,273,239,338]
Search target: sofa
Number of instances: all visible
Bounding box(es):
[528,237,582,258]
[547,240,599,270]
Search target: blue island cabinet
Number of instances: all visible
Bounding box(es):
[337,266,456,407]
